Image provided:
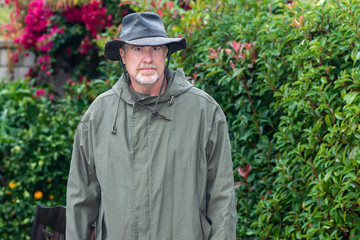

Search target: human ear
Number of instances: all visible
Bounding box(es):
[119,48,126,64]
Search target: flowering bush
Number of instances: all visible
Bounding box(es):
[2,0,115,81]
[0,76,115,239]
[2,0,360,239]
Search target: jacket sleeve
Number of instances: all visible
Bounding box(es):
[66,121,100,240]
[206,116,237,240]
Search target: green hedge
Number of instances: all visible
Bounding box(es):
[0,78,113,239]
[1,0,360,239]
[170,0,360,238]
[251,0,360,238]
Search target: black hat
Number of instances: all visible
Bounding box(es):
[104,12,186,61]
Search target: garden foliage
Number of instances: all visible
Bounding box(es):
[0,78,114,239]
[174,0,360,238]
[1,0,360,239]
[1,0,130,80]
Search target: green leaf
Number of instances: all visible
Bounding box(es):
[335,113,343,120]
[205,70,224,78]
[349,146,359,159]
[324,170,333,181]
[285,225,296,236]
[344,92,358,104]
[232,67,247,78]
[325,114,332,127]
[355,52,360,64]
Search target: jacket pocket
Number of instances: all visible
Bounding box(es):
[199,211,212,240]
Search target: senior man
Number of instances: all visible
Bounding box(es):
[66,12,237,240]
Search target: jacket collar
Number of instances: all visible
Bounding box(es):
[112,68,193,105]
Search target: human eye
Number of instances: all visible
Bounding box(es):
[152,46,161,51]
[133,47,143,52]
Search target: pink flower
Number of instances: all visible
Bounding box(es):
[81,1,109,37]
[63,1,111,36]
[48,93,54,100]
[38,54,50,64]
[25,67,34,77]
[35,88,46,98]
[35,26,64,52]
[38,54,51,72]
[36,34,54,52]
[50,25,64,35]
[62,7,83,23]
[67,78,75,86]
[25,0,53,33]
[15,0,53,50]
[122,9,129,16]
[81,76,91,84]
[17,31,38,49]
[12,52,19,63]
[107,15,113,27]
[78,36,93,55]
[66,47,72,57]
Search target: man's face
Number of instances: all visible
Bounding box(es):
[120,44,168,85]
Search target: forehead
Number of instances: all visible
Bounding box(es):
[124,44,167,49]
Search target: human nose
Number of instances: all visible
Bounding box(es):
[142,48,154,61]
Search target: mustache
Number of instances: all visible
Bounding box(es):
[137,64,157,70]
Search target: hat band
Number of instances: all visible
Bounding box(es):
[121,28,167,42]
[126,34,167,42]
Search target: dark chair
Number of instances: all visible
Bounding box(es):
[30,205,66,240]
[30,204,95,240]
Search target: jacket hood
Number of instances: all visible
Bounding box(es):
[112,68,193,106]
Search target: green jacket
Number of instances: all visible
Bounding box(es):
[66,68,237,240]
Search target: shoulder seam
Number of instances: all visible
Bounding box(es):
[186,89,226,119]
[185,88,218,107]
[80,89,117,125]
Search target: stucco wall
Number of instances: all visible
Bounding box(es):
[0,39,36,82]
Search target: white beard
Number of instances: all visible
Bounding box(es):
[135,70,159,85]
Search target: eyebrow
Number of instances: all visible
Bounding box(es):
[127,45,167,49]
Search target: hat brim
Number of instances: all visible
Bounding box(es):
[104,37,186,61]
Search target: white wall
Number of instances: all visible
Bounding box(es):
[0,39,36,82]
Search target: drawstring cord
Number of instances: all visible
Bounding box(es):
[126,87,171,121]
[111,87,123,135]
[154,54,170,108]
[150,53,171,119]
